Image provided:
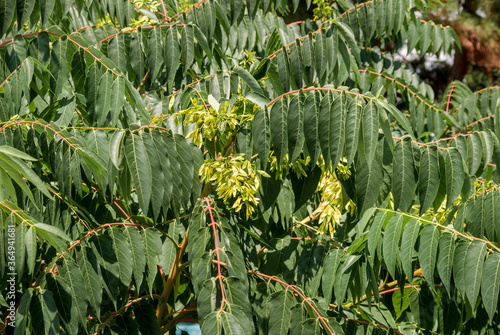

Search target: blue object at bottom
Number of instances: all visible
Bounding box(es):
[175,322,201,335]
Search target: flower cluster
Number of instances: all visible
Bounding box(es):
[200,154,269,218]
[179,98,257,146]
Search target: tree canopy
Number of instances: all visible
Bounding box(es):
[1,0,500,334]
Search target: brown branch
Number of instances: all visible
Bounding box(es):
[267,87,375,108]
[248,270,335,334]
[205,198,228,309]
[445,81,455,114]
[343,268,424,308]
[155,228,190,325]
[93,295,159,334]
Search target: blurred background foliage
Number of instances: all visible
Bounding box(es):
[284,0,500,98]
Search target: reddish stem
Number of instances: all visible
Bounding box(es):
[49,222,150,273]
[465,115,494,128]
[0,59,30,89]
[0,202,30,225]
[132,125,171,133]
[0,121,78,151]
[445,81,455,114]
[158,264,167,285]
[93,295,155,334]
[345,319,404,335]
[358,69,439,113]
[267,87,374,107]
[248,269,335,334]
[113,200,135,224]
[204,198,227,308]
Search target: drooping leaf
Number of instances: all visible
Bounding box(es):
[181,24,195,72]
[123,226,147,290]
[57,258,88,328]
[418,146,440,214]
[467,132,483,176]
[356,145,383,215]
[252,108,271,169]
[368,210,387,259]
[165,26,180,91]
[329,92,347,169]
[464,240,487,307]
[287,91,305,163]
[418,224,440,287]
[268,290,295,335]
[383,214,403,278]
[124,133,152,215]
[436,232,455,296]
[453,241,470,297]
[109,227,134,287]
[481,252,500,320]
[344,96,362,166]
[107,33,128,74]
[321,248,345,303]
[0,0,15,36]
[304,91,322,164]
[50,37,69,98]
[25,226,36,275]
[96,71,114,125]
[270,98,288,165]
[142,228,163,295]
[445,147,465,207]
[400,218,420,283]
[234,66,264,96]
[362,100,379,166]
[276,48,291,93]
[392,137,417,212]
[76,246,102,316]
[29,290,59,335]
[148,25,164,82]
[14,289,33,335]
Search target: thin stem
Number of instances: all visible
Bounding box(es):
[248,270,335,334]
[358,69,442,113]
[0,201,33,227]
[137,70,149,92]
[343,269,423,308]
[466,115,494,128]
[0,121,79,150]
[345,319,404,335]
[49,222,150,273]
[445,81,455,114]
[267,87,375,108]
[93,295,159,335]
[113,200,135,224]
[204,198,228,308]
[0,58,29,89]
[155,228,190,325]
[158,0,169,21]
[339,0,375,19]
[375,208,500,253]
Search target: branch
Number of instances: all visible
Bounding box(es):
[93,295,159,335]
[445,81,455,114]
[357,69,441,114]
[48,222,151,273]
[0,58,30,90]
[155,227,190,325]
[267,87,375,108]
[376,208,500,253]
[204,198,228,310]
[345,318,404,335]
[248,270,335,334]
[343,268,424,308]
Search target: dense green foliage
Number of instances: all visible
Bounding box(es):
[1,0,500,334]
